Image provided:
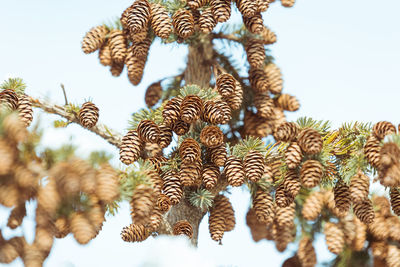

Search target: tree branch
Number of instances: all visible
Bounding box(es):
[212,33,242,43]
[31,97,122,148]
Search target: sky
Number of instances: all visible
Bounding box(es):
[1,0,400,266]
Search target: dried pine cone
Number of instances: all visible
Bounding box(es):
[121,223,149,242]
[283,170,301,198]
[208,144,227,167]
[145,81,162,108]
[70,212,97,244]
[257,0,269,12]
[275,182,294,208]
[17,94,33,127]
[110,61,124,77]
[274,223,295,252]
[387,245,400,267]
[281,0,295,7]
[137,120,160,143]
[245,39,265,69]
[216,73,236,97]
[260,27,277,45]
[200,125,224,148]
[211,0,231,23]
[249,68,269,93]
[162,170,183,205]
[99,42,112,66]
[172,9,195,39]
[179,138,201,164]
[368,215,388,240]
[216,100,232,124]
[173,220,193,238]
[253,189,274,224]
[235,0,257,17]
[209,205,225,242]
[254,91,274,119]
[130,185,157,225]
[224,155,245,187]
[353,199,375,224]
[54,217,70,238]
[96,164,120,204]
[108,29,128,63]
[276,202,295,228]
[275,94,300,111]
[216,195,236,232]
[285,142,302,169]
[202,163,220,190]
[298,237,317,267]
[246,208,272,242]
[243,13,264,34]
[120,130,142,165]
[150,3,172,39]
[324,222,344,255]
[125,52,146,85]
[202,100,225,124]
[302,191,324,221]
[264,63,283,94]
[7,203,26,229]
[274,122,299,142]
[81,25,108,54]
[334,181,351,213]
[373,121,396,140]
[390,188,400,216]
[297,128,323,155]
[180,95,203,123]
[244,150,265,182]
[179,161,202,187]
[163,97,183,125]
[124,0,151,34]
[0,89,19,111]
[157,193,171,213]
[350,171,370,203]
[78,102,99,128]
[130,37,152,58]
[172,119,190,135]
[300,160,323,188]
[364,135,381,168]
[158,123,173,148]
[199,7,217,34]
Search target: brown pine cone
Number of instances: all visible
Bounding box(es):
[70,212,97,244]
[124,0,151,34]
[281,0,295,7]
[120,130,143,165]
[300,160,323,188]
[283,170,301,198]
[302,191,324,221]
[199,7,217,34]
[390,188,400,216]
[222,85,242,112]
[78,102,99,128]
[81,25,108,54]
[350,171,370,203]
[0,237,23,263]
[200,125,224,148]
[180,95,203,123]
[109,29,128,63]
[54,217,70,238]
[275,94,300,111]
[163,97,183,126]
[216,73,236,97]
[275,183,294,208]
[187,0,209,9]
[353,199,375,224]
[216,99,232,124]
[202,100,225,124]
[162,170,183,205]
[157,193,171,213]
[371,241,388,261]
[202,163,220,190]
[285,142,302,169]
[214,195,236,232]
[211,0,231,23]
[125,51,146,85]
[245,39,265,69]
[137,120,160,143]
[276,202,295,228]
[379,142,400,169]
[179,161,202,187]
[281,256,301,267]
[209,205,225,242]
[297,128,322,155]
[0,89,19,111]
[254,91,274,118]
[249,68,269,93]
[224,155,245,187]
[274,122,299,142]
[264,63,283,94]
[179,138,201,164]
[7,203,26,229]
[368,215,389,240]
[235,0,257,17]
[387,245,400,267]
[273,222,295,252]
[173,220,193,238]
[158,123,173,148]
[147,169,163,195]
[208,144,227,167]
[246,208,273,242]
[243,13,264,34]
[130,37,152,59]
[96,164,120,204]
[129,29,149,44]
[110,61,125,77]
[172,9,195,39]
[333,181,351,213]
[298,237,317,267]
[388,216,400,241]
[150,3,172,39]
[253,189,274,224]
[260,27,277,45]
[324,222,344,255]
[257,0,270,12]
[364,135,381,168]
[17,94,33,127]
[145,81,162,108]
[372,195,392,217]
[352,217,367,251]
[130,185,157,225]
[244,150,265,182]
[147,207,162,232]
[373,121,396,140]
[172,119,191,135]
[121,223,149,242]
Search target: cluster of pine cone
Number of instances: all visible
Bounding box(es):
[0,88,33,127]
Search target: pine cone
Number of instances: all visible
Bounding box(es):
[208,144,227,167]
[275,94,300,111]
[137,120,160,143]
[224,155,245,187]
[324,222,344,255]
[17,94,33,127]
[249,68,269,93]
[260,27,277,45]
[333,181,351,213]
[109,29,128,63]
[244,150,265,182]
[371,241,388,261]
[211,0,231,23]
[145,81,162,108]
[302,191,324,221]
[202,100,225,124]
[179,138,201,164]
[390,188,400,216]
[7,203,26,229]
[124,0,151,34]
[179,161,202,187]
[162,170,183,205]
[276,202,295,228]
[243,13,264,34]
[199,7,217,33]
[373,121,396,140]
[350,171,370,203]
[246,208,272,242]
[147,208,162,232]
[281,256,301,267]
[81,25,108,54]
[300,160,323,188]
[0,237,24,263]
[125,52,146,85]
[172,119,190,135]
[380,143,400,168]
[99,42,112,66]
[254,91,274,118]
[70,212,97,244]
[245,39,265,69]
[130,185,156,225]
[121,223,149,242]
[129,29,149,44]
[216,100,232,124]
[216,73,236,97]
[78,102,99,128]
[96,164,120,204]
[298,237,317,267]
[200,125,224,149]
[273,222,295,252]
[257,0,270,12]
[172,220,193,238]
[297,128,323,155]
[163,97,183,126]
[368,215,389,240]
[120,130,143,165]
[180,95,203,123]
[264,63,283,94]
[150,3,172,39]
[372,195,392,217]
[54,217,70,238]
[274,122,299,142]
[0,89,19,111]
[387,245,400,267]
[202,163,220,190]
[388,216,400,241]
[253,189,274,224]
[215,195,236,232]
[285,142,302,169]
[130,37,152,58]
[235,0,257,17]
[275,182,294,208]
[209,205,225,242]
[157,193,171,213]
[352,217,367,251]
[110,61,125,77]
[353,199,375,224]
[158,123,173,148]
[172,9,195,39]
[283,170,301,198]
[281,0,295,7]
[364,135,381,168]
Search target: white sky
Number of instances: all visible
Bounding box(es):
[1,0,400,266]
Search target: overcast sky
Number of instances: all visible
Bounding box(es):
[1,0,400,266]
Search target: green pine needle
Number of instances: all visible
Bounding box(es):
[188,189,214,211]
[296,117,331,135]
[0,77,26,94]
[128,108,163,130]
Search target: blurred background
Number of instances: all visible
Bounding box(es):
[0,0,400,266]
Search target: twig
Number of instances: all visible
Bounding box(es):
[212,33,242,43]
[60,83,68,106]
[31,97,122,148]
